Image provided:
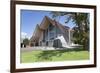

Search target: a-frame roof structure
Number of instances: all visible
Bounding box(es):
[30,16,70,42]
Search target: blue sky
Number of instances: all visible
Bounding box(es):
[21,10,75,39]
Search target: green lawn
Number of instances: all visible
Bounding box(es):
[21,50,89,63]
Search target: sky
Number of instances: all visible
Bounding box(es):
[21,10,75,39]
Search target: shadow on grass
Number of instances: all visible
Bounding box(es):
[36,48,87,61]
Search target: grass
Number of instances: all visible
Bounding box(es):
[21,49,89,63]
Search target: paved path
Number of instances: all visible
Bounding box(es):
[21,47,67,52]
[21,45,82,52]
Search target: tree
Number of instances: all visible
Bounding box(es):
[23,38,29,46]
[50,12,89,50]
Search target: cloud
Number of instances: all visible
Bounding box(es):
[21,32,31,39]
[21,32,27,38]
[21,32,27,36]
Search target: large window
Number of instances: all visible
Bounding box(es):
[56,27,62,36]
[49,24,55,40]
[43,24,62,42]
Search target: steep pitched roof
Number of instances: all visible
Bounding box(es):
[30,16,70,42]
